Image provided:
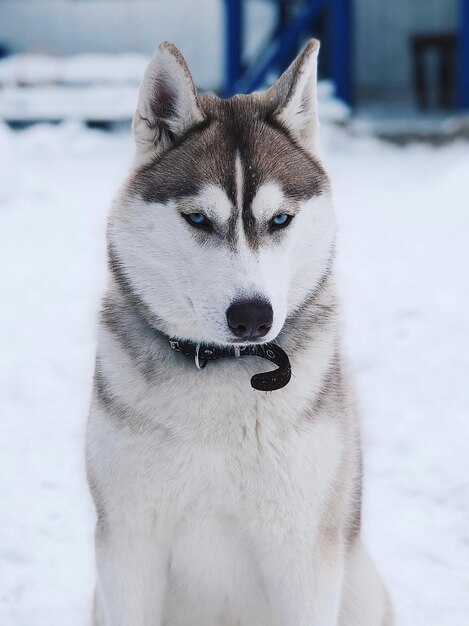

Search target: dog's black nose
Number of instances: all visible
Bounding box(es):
[226,299,273,341]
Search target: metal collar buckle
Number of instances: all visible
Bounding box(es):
[194,343,208,370]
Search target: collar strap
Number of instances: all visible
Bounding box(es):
[169,339,291,392]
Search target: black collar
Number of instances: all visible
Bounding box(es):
[168,338,291,392]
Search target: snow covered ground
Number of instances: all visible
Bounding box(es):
[0,118,468,626]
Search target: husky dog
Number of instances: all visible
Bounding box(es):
[86,40,392,626]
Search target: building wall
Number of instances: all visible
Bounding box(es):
[355,0,457,100]
[0,0,275,90]
[0,0,459,100]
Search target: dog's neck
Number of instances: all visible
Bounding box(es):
[275,266,338,355]
[102,264,338,383]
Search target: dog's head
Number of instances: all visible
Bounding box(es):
[109,41,335,346]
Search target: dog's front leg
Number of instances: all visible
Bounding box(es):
[93,523,168,626]
[260,537,345,626]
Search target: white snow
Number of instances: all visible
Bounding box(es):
[0,117,468,625]
[0,53,148,122]
[0,84,142,123]
[0,53,150,86]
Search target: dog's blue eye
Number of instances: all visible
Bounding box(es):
[273,214,289,225]
[271,214,292,229]
[189,213,205,224]
[182,212,212,231]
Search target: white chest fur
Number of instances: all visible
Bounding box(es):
[87,316,352,626]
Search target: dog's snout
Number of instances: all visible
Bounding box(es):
[226,299,273,341]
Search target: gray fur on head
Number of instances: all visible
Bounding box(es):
[133,39,320,164]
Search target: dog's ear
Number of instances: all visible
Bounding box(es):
[267,39,320,152]
[133,42,205,163]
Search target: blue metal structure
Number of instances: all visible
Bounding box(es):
[328,0,352,104]
[223,0,352,104]
[225,0,245,93]
[458,0,469,108]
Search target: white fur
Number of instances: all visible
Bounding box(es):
[132,41,204,165]
[193,183,234,223]
[88,40,391,626]
[250,181,286,221]
[273,40,320,152]
[89,316,343,626]
[88,307,390,625]
[108,185,335,346]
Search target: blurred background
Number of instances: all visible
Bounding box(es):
[0,0,469,131]
[0,2,468,626]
